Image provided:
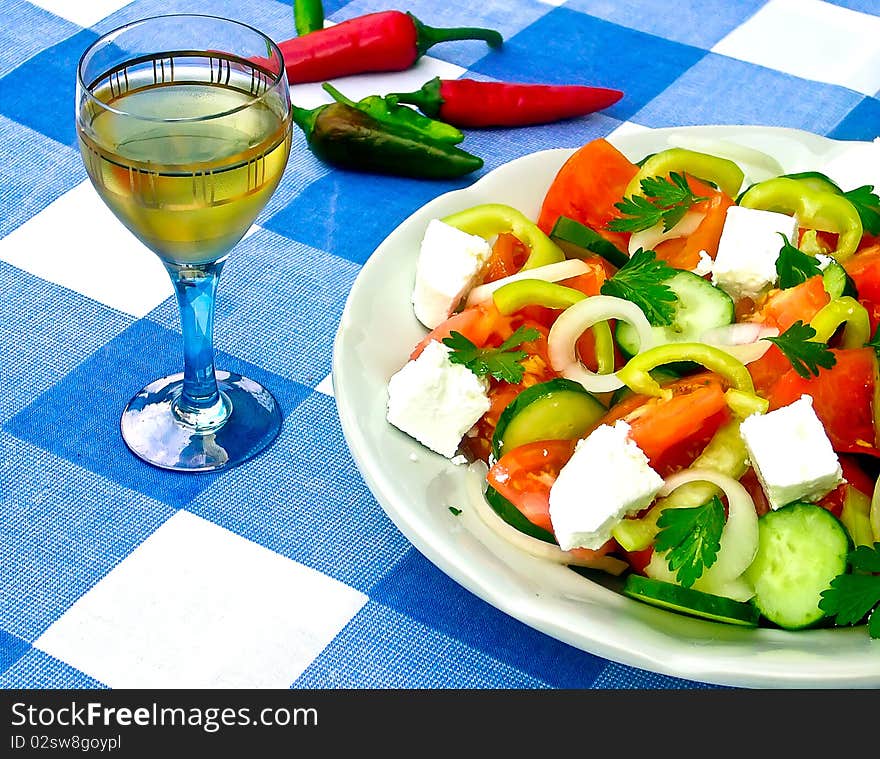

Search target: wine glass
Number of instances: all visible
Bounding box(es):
[75,14,293,471]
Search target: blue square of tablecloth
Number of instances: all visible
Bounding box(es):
[468,6,707,123]
[366,549,727,689]
[294,597,726,688]
[255,132,333,223]
[0,627,30,673]
[824,0,880,12]
[263,171,471,264]
[293,599,553,688]
[185,393,412,594]
[4,319,312,507]
[0,0,80,79]
[0,649,107,689]
[0,29,98,149]
[0,431,176,641]
[829,95,880,141]
[633,52,864,133]
[0,117,85,239]
[0,264,133,424]
[369,549,613,688]
[564,0,766,49]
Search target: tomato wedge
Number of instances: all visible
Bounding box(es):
[486,439,576,533]
[594,372,731,476]
[766,347,880,456]
[558,258,609,297]
[743,276,835,395]
[844,243,880,334]
[483,232,529,283]
[410,301,506,359]
[485,438,623,562]
[653,177,735,270]
[750,274,831,332]
[461,319,556,463]
[537,138,638,250]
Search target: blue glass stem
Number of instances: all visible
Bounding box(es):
[165,259,232,430]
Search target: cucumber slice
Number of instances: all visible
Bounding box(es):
[491,378,606,461]
[622,574,760,627]
[822,260,859,299]
[549,215,630,269]
[615,270,735,357]
[484,485,556,543]
[744,502,851,630]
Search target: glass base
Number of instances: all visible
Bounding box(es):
[120,371,282,472]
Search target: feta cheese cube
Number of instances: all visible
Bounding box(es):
[386,340,490,458]
[739,394,844,511]
[411,219,492,329]
[711,206,799,301]
[815,253,834,270]
[548,421,664,551]
[692,249,714,278]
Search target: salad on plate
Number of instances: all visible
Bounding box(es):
[384,135,880,636]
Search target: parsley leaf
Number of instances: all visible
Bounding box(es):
[818,543,880,638]
[843,185,880,236]
[443,325,540,384]
[599,248,679,326]
[775,233,822,289]
[607,172,707,234]
[448,506,462,516]
[640,172,702,208]
[605,195,664,233]
[654,496,725,588]
[763,320,836,378]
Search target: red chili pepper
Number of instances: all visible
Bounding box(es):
[390,76,624,128]
[278,10,503,84]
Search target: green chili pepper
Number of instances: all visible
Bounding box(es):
[616,342,755,399]
[809,295,871,348]
[625,147,745,199]
[724,388,769,418]
[294,0,324,35]
[290,101,483,179]
[490,280,615,374]
[321,82,465,145]
[441,203,565,270]
[492,279,585,314]
[738,177,863,262]
[591,322,616,376]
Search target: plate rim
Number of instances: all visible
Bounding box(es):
[332,124,880,689]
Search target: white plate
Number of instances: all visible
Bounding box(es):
[332,125,880,689]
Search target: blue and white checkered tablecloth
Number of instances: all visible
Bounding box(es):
[1,0,878,691]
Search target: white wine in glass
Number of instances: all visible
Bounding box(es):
[76,15,293,471]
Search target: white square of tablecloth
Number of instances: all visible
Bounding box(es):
[27,0,137,29]
[0,181,171,317]
[712,0,880,96]
[0,181,262,318]
[33,510,368,688]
